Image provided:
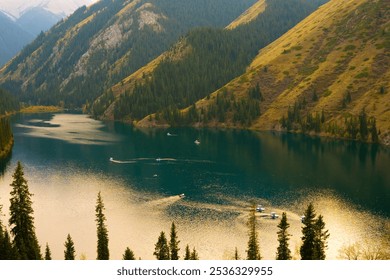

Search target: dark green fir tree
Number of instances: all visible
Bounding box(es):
[96,192,109,260]
[169,222,180,260]
[45,243,52,260]
[300,203,316,260]
[184,244,191,260]
[190,247,199,260]
[276,212,292,260]
[153,231,170,260]
[64,234,75,260]
[313,215,330,260]
[122,247,135,260]
[1,203,18,259]
[246,206,261,260]
[9,162,41,259]
[300,203,329,260]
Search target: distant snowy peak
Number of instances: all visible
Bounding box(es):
[0,0,98,19]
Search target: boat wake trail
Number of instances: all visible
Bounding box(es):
[146,195,182,208]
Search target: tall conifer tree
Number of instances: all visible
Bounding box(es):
[153,231,170,260]
[0,204,17,259]
[300,203,329,260]
[276,212,292,260]
[300,203,316,260]
[169,222,180,260]
[184,244,191,260]
[313,215,330,260]
[246,206,261,260]
[9,162,41,259]
[45,243,52,260]
[64,234,75,260]
[96,192,109,260]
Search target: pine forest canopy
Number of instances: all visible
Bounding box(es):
[97,0,329,122]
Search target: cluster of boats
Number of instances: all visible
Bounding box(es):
[256,204,305,222]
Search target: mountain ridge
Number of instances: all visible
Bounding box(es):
[184,0,390,144]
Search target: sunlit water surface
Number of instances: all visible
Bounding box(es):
[0,113,389,260]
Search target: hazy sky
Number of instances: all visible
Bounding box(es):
[0,0,99,18]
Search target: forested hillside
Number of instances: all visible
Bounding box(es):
[186,0,389,144]
[94,0,328,123]
[0,0,257,107]
[0,88,19,115]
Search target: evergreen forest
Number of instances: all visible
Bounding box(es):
[106,0,328,123]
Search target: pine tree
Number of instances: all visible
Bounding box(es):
[122,247,135,260]
[0,230,18,259]
[169,222,180,260]
[96,192,109,260]
[184,244,191,260]
[276,212,292,260]
[153,231,170,260]
[190,247,199,260]
[64,234,75,260]
[246,206,261,260]
[9,162,41,259]
[313,215,330,260]
[300,203,316,260]
[45,243,52,260]
[1,204,17,260]
[234,247,240,260]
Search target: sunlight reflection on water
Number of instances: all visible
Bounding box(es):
[15,114,119,145]
[0,165,388,260]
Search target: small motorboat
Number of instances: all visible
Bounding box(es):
[178,193,185,198]
[153,174,158,177]
[301,215,305,223]
[194,139,200,145]
[270,212,279,219]
[109,157,113,161]
[156,158,161,162]
[256,205,265,212]
[167,132,172,136]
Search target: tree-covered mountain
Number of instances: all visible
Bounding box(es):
[182,0,389,144]
[93,0,328,123]
[0,0,257,107]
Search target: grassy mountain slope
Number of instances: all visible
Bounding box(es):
[194,0,389,144]
[0,0,257,107]
[226,0,266,30]
[95,0,328,123]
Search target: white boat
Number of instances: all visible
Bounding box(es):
[301,215,305,223]
[194,139,200,145]
[109,157,113,161]
[178,193,185,198]
[167,132,172,136]
[156,158,161,162]
[256,205,265,212]
[270,212,279,219]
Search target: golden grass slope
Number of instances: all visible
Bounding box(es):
[201,0,389,142]
[226,0,267,29]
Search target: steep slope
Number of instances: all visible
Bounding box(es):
[94,0,328,123]
[191,0,390,144]
[225,0,266,30]
[0,0,257,107]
